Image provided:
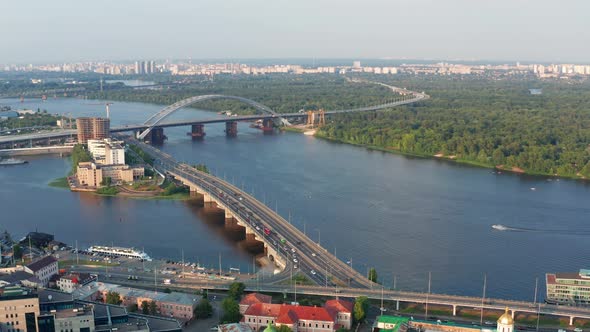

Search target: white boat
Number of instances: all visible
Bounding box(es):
[0,158,28,166]
[492,224,509,231]
[88,245,152,261]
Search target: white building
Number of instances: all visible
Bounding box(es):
[87,138,125,165]
[24,256,58,287]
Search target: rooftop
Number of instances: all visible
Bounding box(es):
[240,293,272,307]
[218,323,254,332]
[325,299,353,314]
[0,271,35,285]
[26,255,57,272]
[75,282,199,306]
[244,303,334,323]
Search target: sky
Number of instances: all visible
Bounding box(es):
[1,0,589,64]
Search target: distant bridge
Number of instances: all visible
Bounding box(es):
[0,82,428,147]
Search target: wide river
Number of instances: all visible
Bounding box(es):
[1,97,590,301]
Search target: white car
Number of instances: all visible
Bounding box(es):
[291,248,296,253]
[574,328,583,332]
[310,270,316,275]
[311,253,316,257]
[294,265,298,269]
[293,259,298,263]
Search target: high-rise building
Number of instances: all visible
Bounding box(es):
[134,61,141,75]
[76,117,110,144]
[149,60,155,74]
[0,286,40,332]
[353,60,361,69]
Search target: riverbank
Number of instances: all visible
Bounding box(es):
[312,131,583,180]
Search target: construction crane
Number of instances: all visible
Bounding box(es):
[84,102,114,119]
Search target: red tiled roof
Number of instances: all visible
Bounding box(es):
[240,293,272,307]
[244,303,281,317]
[284,305,333,322]
[276,309,298,324]
[546,274,556,284]
[244,303,334,323]
[325,299,353,314]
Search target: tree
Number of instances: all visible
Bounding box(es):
[148,300,158,315]
[100,177,112,186]
[220,297,241,324]
[227,282,245,300]
[105,291,122,305]
[193,298,213,319]
[353,296,369,323]
[368,268,378,283]
[277,325,293,332]
[128,304,138,313]
[336,328,349,332]
[163,288,171,294]
[12,244,23,260]
[141,300,150,314]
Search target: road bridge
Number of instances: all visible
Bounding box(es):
[121,136,376,289]
[0,82,428,147]
[71,265,590,326]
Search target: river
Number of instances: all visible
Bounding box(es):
[1,96,590,301]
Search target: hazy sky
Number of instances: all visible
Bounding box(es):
[2,0,589,64]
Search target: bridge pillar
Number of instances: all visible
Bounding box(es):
[203,193,214,203]
[570,316,574,326]
[188,124,205,139]
[396,300,400,311]
[262,118,274,134]
[225,121,238,137]
[224,209,233,219]
[452,305,457,316]
[149,127,166,145]
[511,310,515,319]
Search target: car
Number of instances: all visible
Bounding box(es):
[294,265,298,269]
[311,253,316,257]
[574,328,583,332]
[291,248,296,253]
[310,270,316,275]
[484,321,495,326]
[293,259,298,263]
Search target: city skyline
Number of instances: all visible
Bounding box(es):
[2,0,590,64]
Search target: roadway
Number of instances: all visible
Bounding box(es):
[122,136,375,289]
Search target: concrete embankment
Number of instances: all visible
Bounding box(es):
[0,146,73,157]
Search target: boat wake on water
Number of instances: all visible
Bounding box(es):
[491,224,590,236]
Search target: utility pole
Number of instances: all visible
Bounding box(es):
[481,274,487,326]
[533,277,538,305]
[181,249,185,275]
[75,240,79,265]
[154,268,157,294]
[218,253,222,276]
[425,271,431,320]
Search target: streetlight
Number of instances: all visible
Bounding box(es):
[315,229,321,246]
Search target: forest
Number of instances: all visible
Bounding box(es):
[318,75,590,178]
[86,75,393,114]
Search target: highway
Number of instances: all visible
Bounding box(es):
[71,263,590,324]
[122,136,376,289]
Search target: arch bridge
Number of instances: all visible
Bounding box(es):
[138,94,289,140]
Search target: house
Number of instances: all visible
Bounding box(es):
[324,299,353,330]
[0,270,42,288]
[239,293,272,314]
[239,293,353,332]
[24,256,58,287]
[243,303,335,332]
[57,273,95,293]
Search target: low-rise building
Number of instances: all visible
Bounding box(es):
[324,299,353,330]
[57,273,95,293]
[239,293,353,331]
[546,269,590,305]
[76,162,144,187]
[24,256,58,287]
[239,293,272,315]
[74,282,198,320]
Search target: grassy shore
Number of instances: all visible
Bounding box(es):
[313,132,582,180]
[282,126,306,133]
[48,177,69,189]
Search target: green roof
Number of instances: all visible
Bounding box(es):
[376,316,410,332]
